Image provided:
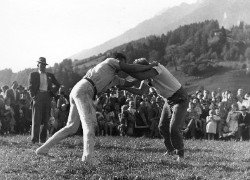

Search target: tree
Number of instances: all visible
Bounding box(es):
[165,45,178,71]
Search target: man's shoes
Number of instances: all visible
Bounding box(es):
[162,150,175,157]
[162,149,184,162]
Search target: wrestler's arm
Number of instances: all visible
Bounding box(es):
[120,81,149,96]
[119,61,158,73]
[123,79,140,87]
[126,68,158,80]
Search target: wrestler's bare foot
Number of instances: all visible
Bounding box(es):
[35,146,49,155]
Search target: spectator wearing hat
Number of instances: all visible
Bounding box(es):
[28,57,61,144]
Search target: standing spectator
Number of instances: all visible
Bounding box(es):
[238,106,250,141]
[237,88,245,101]
[28,57,61,143]
[206,109,220,140]
[36,53,158,165]
[0,98,8,134]
[5,81,20,133]
[1,85,9,97]
[57,104,68,130]
[149,98,161,138]
[117,90,127,109]
[3,97,15,134]
[57,91,69,111]
[103,104,115,136]
[217,102,228,139]
[118,105,129,136]
[183,102,199,139]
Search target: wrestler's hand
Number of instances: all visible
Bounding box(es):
[150,61,159,67]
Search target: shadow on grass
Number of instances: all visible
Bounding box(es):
[186,148,213,153]
[96,144,166,154]
[201,163,242,173]
[0,139,33,149]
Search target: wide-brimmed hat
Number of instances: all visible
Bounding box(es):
[37,57,48,65]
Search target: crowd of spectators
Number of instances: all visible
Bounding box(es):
[183,88,250,141]
[1,81,250,142]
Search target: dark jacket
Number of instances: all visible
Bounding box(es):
[238,112,250,126]
[28,71,61,98]
[5,88,20,106]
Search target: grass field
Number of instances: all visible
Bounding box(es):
[1,135,250,180]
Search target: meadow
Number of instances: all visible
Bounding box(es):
[0,135,250,180]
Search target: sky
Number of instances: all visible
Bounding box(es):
[0,0,197,72]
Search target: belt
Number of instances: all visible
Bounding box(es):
[167,86,188,106]
[84,77,97,100]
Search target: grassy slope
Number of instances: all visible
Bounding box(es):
[171,68,250,94]
[1,135,250,180]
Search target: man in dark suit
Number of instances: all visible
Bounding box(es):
[28,57,61,143]
[238,106,250,141]
[5,81,20,133]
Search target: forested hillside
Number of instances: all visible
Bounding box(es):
[1,20,250,93]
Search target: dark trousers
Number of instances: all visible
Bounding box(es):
[31,92,51,143]
[158,87,189,157]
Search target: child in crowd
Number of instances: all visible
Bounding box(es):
[118,105,129,136]
[127,101,136,115]
[49,99,59,135]
[206,109,219,140]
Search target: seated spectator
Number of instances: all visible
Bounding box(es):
[238,106,250,141]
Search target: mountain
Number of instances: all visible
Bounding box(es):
[69,0,250,61]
